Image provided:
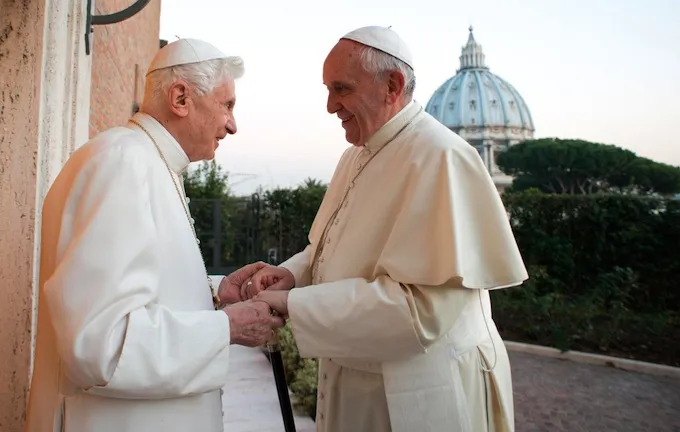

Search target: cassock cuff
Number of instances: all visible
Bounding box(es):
[209,275,225,288]
[279,255,311,287]
[209,275,225,302]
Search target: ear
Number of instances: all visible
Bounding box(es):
[167,80,191,117]
[385,71,406,104]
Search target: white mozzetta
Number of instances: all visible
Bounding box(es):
[279,101,526,432]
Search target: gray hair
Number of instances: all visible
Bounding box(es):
[359,46,416,99]
[142,57,244,107]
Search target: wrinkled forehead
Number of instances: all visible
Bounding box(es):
[322,40,366,85]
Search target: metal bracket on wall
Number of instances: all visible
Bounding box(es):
[84,0,152,55]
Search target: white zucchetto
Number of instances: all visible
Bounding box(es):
[341,26,414,69]
[146,38,244,78]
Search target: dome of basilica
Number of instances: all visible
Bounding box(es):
[425,27,535,189]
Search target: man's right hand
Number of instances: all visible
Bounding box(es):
[223,300,285,347]
[241,266,295,300]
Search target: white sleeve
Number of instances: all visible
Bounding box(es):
[43,145,231,400]
[209,275,225,286]
[287,275,426,362]
[279,245,313,288]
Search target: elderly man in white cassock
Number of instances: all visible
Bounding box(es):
[244,26,528,432]
[25,39,285,432]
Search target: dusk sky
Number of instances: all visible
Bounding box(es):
[159,0,680,195]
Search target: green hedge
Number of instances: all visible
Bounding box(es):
[494,192,679,365]
[274,192,679,418]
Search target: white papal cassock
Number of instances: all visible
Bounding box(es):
[280,101,528,432]
[27,113,231,432]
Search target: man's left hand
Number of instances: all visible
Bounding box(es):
[218,262,268,305]
[253,290,290,317]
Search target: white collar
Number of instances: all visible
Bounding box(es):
[364,100,422,151]
[127,112,191,175]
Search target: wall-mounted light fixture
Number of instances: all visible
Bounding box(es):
[85,0,152,55]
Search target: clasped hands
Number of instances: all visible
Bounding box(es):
[217,262,294,347]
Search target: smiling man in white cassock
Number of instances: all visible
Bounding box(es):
[243,26,529,432]
[25,39,285,432]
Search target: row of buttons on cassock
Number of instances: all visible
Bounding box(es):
[310,147,373,424]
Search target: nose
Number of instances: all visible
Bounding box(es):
[327,92,340,114]
[226,115,237,135]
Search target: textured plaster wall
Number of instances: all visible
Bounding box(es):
[0,0,45,429]
[0,0,91,429]
[89,0,161,136]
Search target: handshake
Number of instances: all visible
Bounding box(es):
[217,262,295,348]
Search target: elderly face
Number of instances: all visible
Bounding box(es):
[323,40,398,146]
[171,79,237,161]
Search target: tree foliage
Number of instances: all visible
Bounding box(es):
[496,138,680,195]
[259,178,327,263]
[183,161,238,269]
[184,160,231,199]
[184,168,327,271]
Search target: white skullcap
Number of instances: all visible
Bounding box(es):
[341,25,414,70]
[146,38,244,78]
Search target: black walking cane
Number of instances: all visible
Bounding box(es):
[267,315,297,432]
[265,246,296,431]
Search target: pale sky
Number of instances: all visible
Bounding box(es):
[159,0,680,195]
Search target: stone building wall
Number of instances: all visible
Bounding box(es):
[0,2,46,429]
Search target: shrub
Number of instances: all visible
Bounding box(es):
[494,192,679,365]
[279,324,318,418]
